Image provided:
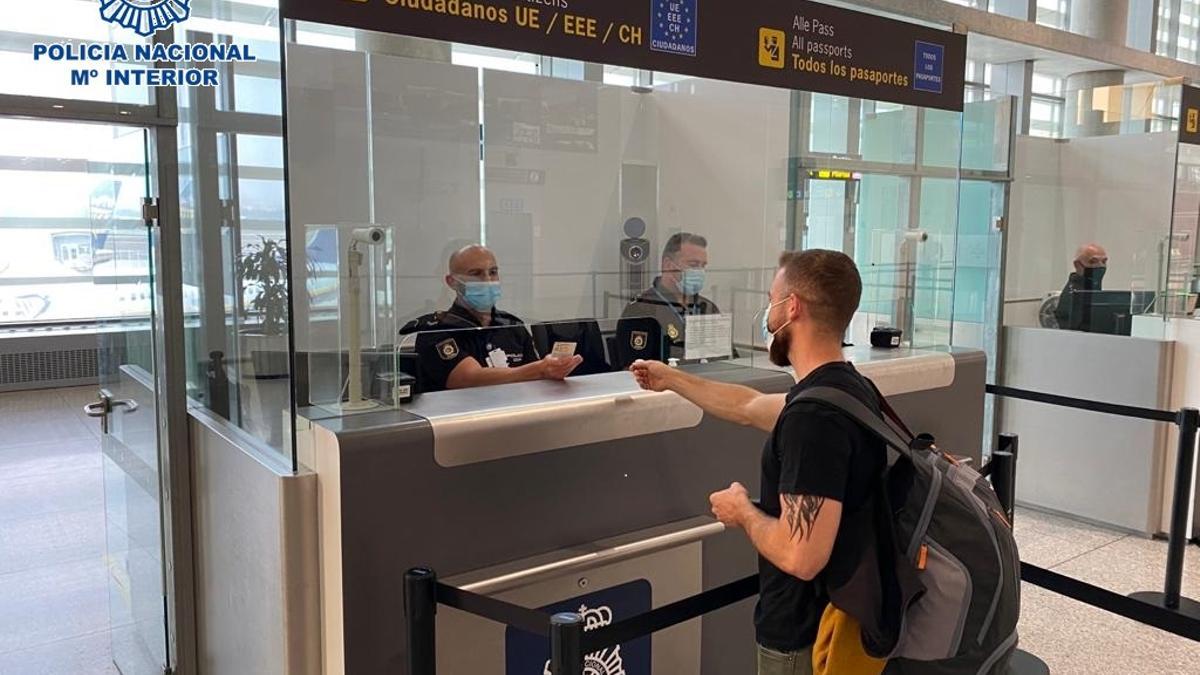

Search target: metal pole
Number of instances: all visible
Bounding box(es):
[992,433,1018,522]
[549,612,584,675]
[1164,408,1200,609]
[404,568,437,675]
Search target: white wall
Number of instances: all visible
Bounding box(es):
[1005,132,1177,326]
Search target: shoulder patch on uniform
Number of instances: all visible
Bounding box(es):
[630,331,648,351]
[436,338,460,361]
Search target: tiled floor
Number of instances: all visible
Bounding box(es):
[4,386,1200,674]
[1014,506,1200,674]
[0,386,119,675]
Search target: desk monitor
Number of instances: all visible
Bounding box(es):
[1065,290,1156,336]
[530,320,612,376]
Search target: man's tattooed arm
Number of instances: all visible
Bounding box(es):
[781,494,826,541]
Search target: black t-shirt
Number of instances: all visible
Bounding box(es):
[404,303,539,392]
[754,361,885,652]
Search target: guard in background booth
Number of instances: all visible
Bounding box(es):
[400,245,581,392]
[1054,242,1108,330]
[620,232,724,360]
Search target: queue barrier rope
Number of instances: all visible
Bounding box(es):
[986,383,1200,629]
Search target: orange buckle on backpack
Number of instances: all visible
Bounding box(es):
[917,544,929,571]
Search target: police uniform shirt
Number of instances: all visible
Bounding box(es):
[402,302,539,392]
[620,276,722,359]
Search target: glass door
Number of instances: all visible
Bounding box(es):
[84,127,170,675]
[801,175,858,255]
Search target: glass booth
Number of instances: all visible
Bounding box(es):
[278,31,1013,440]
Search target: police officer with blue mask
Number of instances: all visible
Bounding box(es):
[401,245,581,392]
[620,232,725,361]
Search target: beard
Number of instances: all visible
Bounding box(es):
[768,326,791,367]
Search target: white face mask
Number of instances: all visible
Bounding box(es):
[760,297,792,349]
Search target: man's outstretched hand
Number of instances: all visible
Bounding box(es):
[630,359,675,392]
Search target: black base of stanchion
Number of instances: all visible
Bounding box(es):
[1006,649,1050,675]
[1127,591,1200,620]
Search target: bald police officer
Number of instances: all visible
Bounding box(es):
[401,245,582,392]
[1054,242,1108,330]
[621,232,724,360]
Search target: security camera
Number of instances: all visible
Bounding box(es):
[351,227,385,246]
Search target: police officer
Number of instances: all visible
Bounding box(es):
[401,245,582,392]
[620,232,723,360]
[1054,242,1108,330]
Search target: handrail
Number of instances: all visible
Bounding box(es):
[458,521,725,596]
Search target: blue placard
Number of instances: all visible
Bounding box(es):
[913,41,945,94]
[650,0,697,57]
[505,579,652,675]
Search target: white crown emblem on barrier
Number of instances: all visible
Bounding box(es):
[541,605,627,675]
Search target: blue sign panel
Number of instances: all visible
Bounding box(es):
[650,0,697,57]
[505,579,652,675]
[913,41,945,94]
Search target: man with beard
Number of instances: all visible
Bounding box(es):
[1054,243,1108,331]
[630,249,888,675]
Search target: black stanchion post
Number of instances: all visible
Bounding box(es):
[549,612,584,675]
[991,433,1050,675]
[404,568,437,675]
[1130,407,1200,619]
[993,433,1018,522]
[1165,408,1199,610]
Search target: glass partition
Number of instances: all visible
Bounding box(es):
[1004,82,1182,341]
[996,80,1193,551]
[280,23,1008,418]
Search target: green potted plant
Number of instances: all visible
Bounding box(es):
[239,237,291,379]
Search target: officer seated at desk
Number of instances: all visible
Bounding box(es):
[1054,242,1108,331]
[400,245,582,392]
[620,232,724,360]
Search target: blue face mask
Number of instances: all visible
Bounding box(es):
[458,280,502,312]
[681,268,706,296]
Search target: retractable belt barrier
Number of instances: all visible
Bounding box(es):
[986,383,1200,631]
[403,385,1200,675]
[403,567,758,675]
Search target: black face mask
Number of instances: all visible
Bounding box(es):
[1081,266,1106,290]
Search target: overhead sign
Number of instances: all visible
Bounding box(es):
[279,0,968,111]
[1181,85,1200,145]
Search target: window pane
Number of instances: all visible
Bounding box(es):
[0,119,147,325]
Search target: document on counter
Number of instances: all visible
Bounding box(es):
[685,314,733,360]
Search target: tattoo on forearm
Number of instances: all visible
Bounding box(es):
[782,494,826,541]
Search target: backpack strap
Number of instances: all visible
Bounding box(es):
[863,378,916,442]
[788,386,914,462]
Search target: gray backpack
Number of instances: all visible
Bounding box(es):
[794,386,1020,675]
